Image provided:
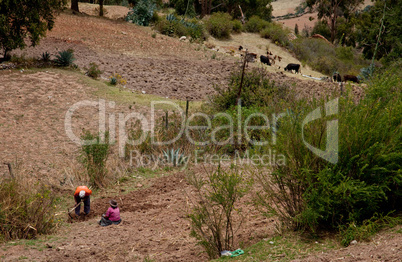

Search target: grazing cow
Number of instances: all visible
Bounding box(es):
[246,52,257,62]
[343,74,359,83]
[284,63,301,74]
[333,72,342,82]
[260,55,271,66]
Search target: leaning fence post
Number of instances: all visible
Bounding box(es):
[3,162,14,179]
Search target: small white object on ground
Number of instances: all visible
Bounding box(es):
[220,250,232,257]
[180,36,186,41]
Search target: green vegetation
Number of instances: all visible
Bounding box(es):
[168,0,272,21]
[0,0,64,59]
[85,62,103,79]
[53,50,75,67]
[126,0,157,26]
[260,22,291,47]
[155,14,205,41]
[215,234,338,261]
[0,178,57,241]
[252,62,401,237]
[205,12,233,39]
[244,16,269,33]
[80,131,111,188]
[188,167,249,259]
[290,38,369,76]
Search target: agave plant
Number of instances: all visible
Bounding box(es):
[166,14,176,22]
[162,148,188,167]
[41,51,51,62]
[53,50,75,67]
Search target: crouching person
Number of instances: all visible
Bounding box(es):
[99,200,121,226]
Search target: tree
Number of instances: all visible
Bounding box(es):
[306,0,364,43]
[0,0,65,59]
[356,0,402,64]
[99,0,104,16]
[71,0,79,12]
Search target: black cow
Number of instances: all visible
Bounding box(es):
[333,72,341,82]
[260,55,271,66]
[284,63,301,74]
[343,75,359,83]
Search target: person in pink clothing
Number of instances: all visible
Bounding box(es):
[99,199,122,226]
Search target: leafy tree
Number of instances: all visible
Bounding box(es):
[355,0,402,64]
[0,0,65,59]
[306,0,364,43]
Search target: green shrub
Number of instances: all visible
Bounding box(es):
[126,0,156,26]
[85,62,103,79]
[256,64,402,233]
[231,19,243,33]
[109,76,117,85]
[244,15,269,33]
[290,37,369,76]
[205,12,233,39]
[211,68,290,111]
[188,167,249,259]
[53,49,75,67]
[155,15,205,40]
[311,19,331,40]
[0,179,57,241]
[80,131,111,188]
[339,214,401,246]
[260,22,291,47]
[41,52,51,62]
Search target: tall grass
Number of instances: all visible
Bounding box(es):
[0,175,57,241]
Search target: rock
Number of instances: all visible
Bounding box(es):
[179,36,186,41]
[137,183,143,188]
[350,240,358,245]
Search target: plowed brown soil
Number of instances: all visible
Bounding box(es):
[1,3,397,262]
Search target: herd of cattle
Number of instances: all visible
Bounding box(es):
[238,46,360,84]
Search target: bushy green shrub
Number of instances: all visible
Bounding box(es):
[188,167,249,259]
[260,22,291,47]
[211,68,289,111]
[155,15,205,40]
[0,179,57,241]
[231,19,243,33]
[290,38,369,76]
[126,0,156,26]
[256,64,402,233]
[85,62,103,79]
[80,131,111,188]
[53,49,75,67]
[205,12,233,39]
[311,19,331,40]
[244,15,269,33]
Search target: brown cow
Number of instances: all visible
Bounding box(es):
[343,75,359,83]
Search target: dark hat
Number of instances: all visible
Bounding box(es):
[109,199,118,208]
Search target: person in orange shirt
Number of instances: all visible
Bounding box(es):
[74,186,92,216]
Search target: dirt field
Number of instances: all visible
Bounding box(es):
[0,3,398,262]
